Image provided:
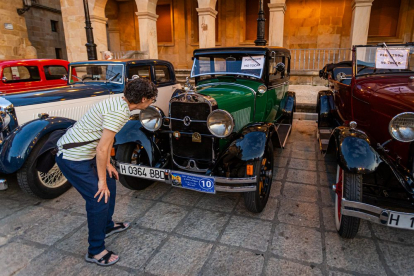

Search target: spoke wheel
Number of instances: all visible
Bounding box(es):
[244,141,274,213]
[37,163,67,188]
[334,165,362,238]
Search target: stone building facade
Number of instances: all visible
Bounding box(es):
[0,0,37,60]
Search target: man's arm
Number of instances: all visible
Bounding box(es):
[95,128,117,203]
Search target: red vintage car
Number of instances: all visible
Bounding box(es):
[0,59,69,94]
[317,42,414,238]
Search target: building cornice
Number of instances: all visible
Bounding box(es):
[136,12,159,21]
[268,3,286,13]
[196,7,218,18]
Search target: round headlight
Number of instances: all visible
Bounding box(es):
[389,112,414,142]
[139,106,163,132]
[207,110,234,138]
[258,85,267,94]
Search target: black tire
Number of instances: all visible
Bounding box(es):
[16,133,71,199]
[244,141,274,213]
[335,166,362,238]
[116,143,153,190]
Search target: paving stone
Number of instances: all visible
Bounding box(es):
[162,187,203,206]
[220,216,272,252]
[196,192,239,213]
[107,227,167,270]
[112,196,154,222]
[319,172,337,188]
[288,158,317,171]
[328,271,355,276]
[203,245,264,276]
[287,169,318,185]
[16,249,85,276]
[270,181,282,198]
[322,207,371,237]
[325,232,386,275]
[274,157,289,168]
[234,197,278,221]
[274,148,291,158]
[115,181,134,196]
[145,236,212,276]
[283,182,318,203]
[289,141,317,152]
[175,209,229,241]
[321,187,334,206]
[371,223,414,245]
[291,150,317,160]
[40,187,86,215]
[76,263,134,276]
[0,198,30,220]
[0,206,57,238]
[278,199,320,228]
[318,160,337,173]
[0,236,8,246]
[130,182,171,200]
[24,211,85,245]
[379,241,414,276]
[137,202,188,232]
[273,167,286,181]
[271,223,323,264]
[0,240,45,276]
[265,258,323,276]
[55,224,90,254]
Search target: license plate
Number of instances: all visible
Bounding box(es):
[170,171,215,194]
[387,211,414,230]
[119,163,166,182]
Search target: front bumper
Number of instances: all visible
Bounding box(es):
[342,199,414,230]
[117,162,257,193]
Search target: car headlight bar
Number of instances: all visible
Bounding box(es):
[207,109,235,138]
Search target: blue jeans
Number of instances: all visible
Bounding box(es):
[56,154,116,255]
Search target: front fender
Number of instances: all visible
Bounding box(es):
[330,127,381,174]
[317,90,335,127]
[0,117,75,174]
[114,120,155,165]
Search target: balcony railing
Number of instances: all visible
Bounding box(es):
[290,48,351,71]
[100,50,148,60]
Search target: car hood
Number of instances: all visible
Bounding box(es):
[3,83,119,107]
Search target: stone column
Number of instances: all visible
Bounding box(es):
[350,0,374,47]
[268,0,286,47]
[107,24,121,52]
[196,0,217,48]
[90,15,109,59]
[135,0,158,59]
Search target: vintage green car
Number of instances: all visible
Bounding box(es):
[114,47,295,212]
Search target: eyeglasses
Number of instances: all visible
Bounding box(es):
[151,98,156,103]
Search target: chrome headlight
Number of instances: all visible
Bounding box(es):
[207,110,234,138]
[139,106,163,132]
[258,85,267,94]
[389,112,414,142]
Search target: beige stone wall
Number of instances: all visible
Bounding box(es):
[0,0,37,60]
[24,0,67,60]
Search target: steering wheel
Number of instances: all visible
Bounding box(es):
[81,76,93,81]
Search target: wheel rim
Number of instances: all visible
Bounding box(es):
[131,145,148,165]
[37,163,67,189]
[334,165,344,230]
[259,150,273,199]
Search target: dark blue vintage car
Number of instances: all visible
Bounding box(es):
[0,59,179,198]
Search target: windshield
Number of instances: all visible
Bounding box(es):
[191,54,265,79]
[69,64,124,84]
[355,45,414,76]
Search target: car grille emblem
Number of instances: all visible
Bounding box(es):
[192,132,201,143]
[183,116,191,126]
[173,131,181,139]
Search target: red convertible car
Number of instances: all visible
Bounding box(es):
[317,42,414,238]
[0,59,69,94]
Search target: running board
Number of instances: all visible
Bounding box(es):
[318,127,332,152]
[275,124,292,149]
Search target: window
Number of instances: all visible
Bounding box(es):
[368,0,401,37]
[154,65,172,84]
[269,56,286,81]
[55,48,62,59]
[51,20,58,32]
[156,3,173,43]
[245,0,270,41]
[44,66,68,80]
[127,65,151,80]
[2,66,41,83]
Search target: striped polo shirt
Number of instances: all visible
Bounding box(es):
[57,97,131,161]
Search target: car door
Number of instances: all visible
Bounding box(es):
[42,65,68,89]
[266,55,287,122]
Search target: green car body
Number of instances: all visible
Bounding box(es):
[115,47,295,213]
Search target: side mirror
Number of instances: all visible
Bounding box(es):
[1,77,7,83]
[275,62,285,72]
[61,75,68,81]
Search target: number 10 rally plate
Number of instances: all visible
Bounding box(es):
[170,171,215,194]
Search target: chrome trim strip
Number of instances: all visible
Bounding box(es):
[215,186,256,192]
[196,82,257,95]
[215,176,257,184]
[166,117,207,123]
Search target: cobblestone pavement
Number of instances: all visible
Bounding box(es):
[1,120,414,276]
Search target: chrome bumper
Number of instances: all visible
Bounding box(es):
[342,199,414,226]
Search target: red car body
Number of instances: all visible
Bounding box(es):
[0,59,69,94]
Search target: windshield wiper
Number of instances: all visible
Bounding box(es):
[106,73,120,83]
[383,42,399,68]
[248,55,260,66]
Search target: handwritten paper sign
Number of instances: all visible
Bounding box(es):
[375,48,409,69]
[241,56,264,70]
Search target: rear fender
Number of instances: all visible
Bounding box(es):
[282,91,296,114]
[0,117,75,174]
[317,90,334,126]
[328,127,381,174]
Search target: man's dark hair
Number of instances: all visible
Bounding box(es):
[124,78,158,104]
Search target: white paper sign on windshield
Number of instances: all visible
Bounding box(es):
[375,48,409,69]
[241,56,264,70]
